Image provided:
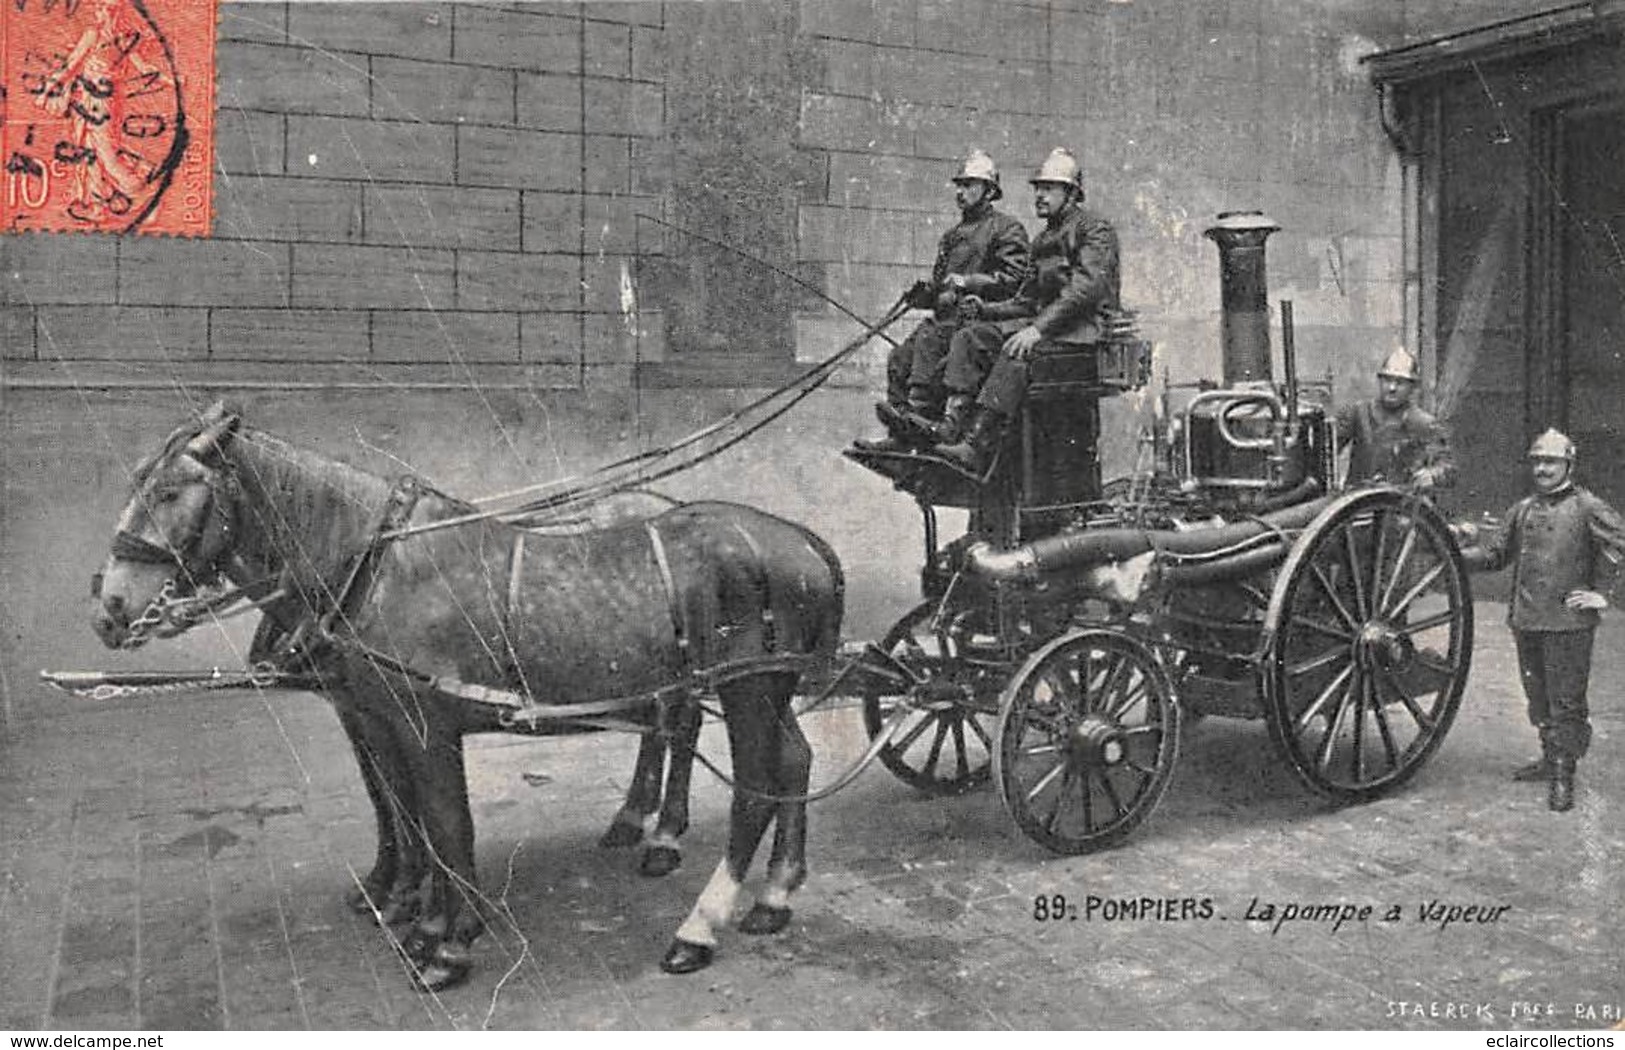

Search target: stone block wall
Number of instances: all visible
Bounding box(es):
[2,0,1438,398]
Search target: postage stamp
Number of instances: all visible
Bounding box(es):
[1,0,216,235]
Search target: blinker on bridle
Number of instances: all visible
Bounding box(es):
[109,450,240,586]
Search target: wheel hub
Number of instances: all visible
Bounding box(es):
[1354,620,1414,672]
[1067,717,1126,771]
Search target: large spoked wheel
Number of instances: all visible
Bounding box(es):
[1262,488,1472,801]
[860,602,1001,795]
[994,628,1180,854]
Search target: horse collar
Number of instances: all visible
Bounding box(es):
[320,474,425,635]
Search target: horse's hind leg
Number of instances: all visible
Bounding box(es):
[740,678,811,936]
[660,674,787,975]
[600,732,662,850]
[642,699,702,878]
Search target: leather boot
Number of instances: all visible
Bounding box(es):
[935,406,1007,475]
[853,400,918,453]
[1511,754,1553,781]
[925,394,975,445]
[1548,757,1576,812]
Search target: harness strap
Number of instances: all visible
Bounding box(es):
[645,521,693,676]
[321,475,423,637]
[726,519,777,653]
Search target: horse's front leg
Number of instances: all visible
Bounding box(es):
[600,731,664,849]
[398,725,483,993]
[337,704,427,927]
[642,699,702,878]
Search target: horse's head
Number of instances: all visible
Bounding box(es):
[93,402,246,649]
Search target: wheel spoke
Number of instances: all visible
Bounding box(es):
[1343,523,1369,620]
[1368,678,1402,771]
[965,714,994,750]
[1093,651,1130,714]
[923,719,950,775]
[1352,675,1368,783]
[1288,644,1351,679]
[1096,769,1128,821]
[1386,560,1446,619]
[1377,665,1437,732]
[1294,660,1354,735]
[1314,676,1357,774]
[891,709,935,752]
[1395,606,1457,637]
[1045,766,1074,836]
[1369,510,1389,613]
[1378,520,1420,613]
[1309,563,1360,631]
[951,718,970,781]
[1297,616,1354,642]
[1102,673,1149,721]
[1024,756,1067,803]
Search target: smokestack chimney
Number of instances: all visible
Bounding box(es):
[1204,212,1281,385]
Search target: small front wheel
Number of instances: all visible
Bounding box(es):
[994,628,1180,854]
[861,602,999,794]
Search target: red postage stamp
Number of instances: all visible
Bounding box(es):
[1,0,217,236]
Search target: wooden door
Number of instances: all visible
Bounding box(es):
[1560,103,1625,502]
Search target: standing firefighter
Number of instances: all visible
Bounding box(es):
[1336,348,1456,491]
[1458,429,1625,811]
[855,150,1029,453]
[930,147,1122,473]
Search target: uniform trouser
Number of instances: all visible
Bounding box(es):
[884,319,956,409]
[1513,628,1594,760]
[944,320,1084,418]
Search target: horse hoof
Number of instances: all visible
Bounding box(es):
[739,904,791,936]
[598,822,644,849]
[414,960,471,993]
[345,885,379,916]
[401,929,438,965]
[639,845,681,878]
[379,896,421,928]
[659,939,714,975]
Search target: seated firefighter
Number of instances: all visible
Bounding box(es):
[930,147,1122,474]
[1336,347,1456,491]
[855,149,1030,453]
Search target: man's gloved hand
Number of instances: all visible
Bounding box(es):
[1565,590,1608,612]
[958,295,985,321]
[934,289,959,315]
[1003,324,1043,361]
[905,280,935,310]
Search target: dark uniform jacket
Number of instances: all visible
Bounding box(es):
[1335,400,1456,487]
[982,200,1120,344]
[925,203,1029,307]
[1463,484,1625,631]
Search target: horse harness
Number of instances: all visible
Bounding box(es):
[270,474,806,741]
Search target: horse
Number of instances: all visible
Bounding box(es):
[245,487,703,881]
[91,402,845,990]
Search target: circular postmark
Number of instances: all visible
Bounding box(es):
[3,0,190,233]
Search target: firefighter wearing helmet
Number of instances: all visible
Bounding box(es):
[1334,347,1457,490]
[1457,428,1625,811]
[855,149,1029,453]
[921,147,1123,473]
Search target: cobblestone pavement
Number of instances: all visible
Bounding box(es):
[2,603,1621,1031]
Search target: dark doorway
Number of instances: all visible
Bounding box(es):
[1558,102,1625,502]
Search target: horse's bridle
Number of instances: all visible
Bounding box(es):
[110,449,242,588]
[99,450,263,645]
